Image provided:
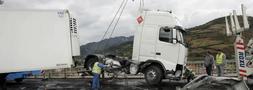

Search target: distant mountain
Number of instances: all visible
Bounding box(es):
[81,16,253,61]
[103,40,133,58]
[80,36,133,57]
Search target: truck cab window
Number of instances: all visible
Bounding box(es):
[159,27,172,43]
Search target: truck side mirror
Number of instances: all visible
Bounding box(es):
[172,29,177,44]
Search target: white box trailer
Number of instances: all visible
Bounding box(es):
[0,9,80,74]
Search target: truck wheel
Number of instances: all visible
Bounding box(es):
[85,58,98,71]
[0,78,6,90]
[144,65,163,85]
[0,73,8,89]
[15,78,23,83]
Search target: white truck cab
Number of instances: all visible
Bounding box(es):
[132,10,187,70]
[85,10,188,85]
[131,10,188,84]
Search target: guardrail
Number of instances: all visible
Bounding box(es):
[28,60,238,79]
[187,60,237,76]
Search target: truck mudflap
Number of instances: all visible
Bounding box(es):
[181,75,249,90]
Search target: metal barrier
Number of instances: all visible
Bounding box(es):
[28,60,238,79]
[187,60,237,76]
[29,67,86,79]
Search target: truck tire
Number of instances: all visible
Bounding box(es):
[144,65,163,85]
[85,58,98,72]
[15,78,23,83]
[0,78,6,90]
[0,73,8,90]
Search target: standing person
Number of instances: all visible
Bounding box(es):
[215,49,226,77]
[204,51,214,76]
[91,60,108,90]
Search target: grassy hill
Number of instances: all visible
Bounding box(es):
[103,41,133,58]
[81,16,253,61]
[186,16,253,60]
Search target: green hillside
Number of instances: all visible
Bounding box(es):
[103,41,133,58]
[186,16,253,60]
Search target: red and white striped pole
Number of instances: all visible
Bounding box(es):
[235,36,247,79]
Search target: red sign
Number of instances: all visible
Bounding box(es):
[137,16,143,24]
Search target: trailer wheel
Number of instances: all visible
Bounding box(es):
[144,65,163,85]
[85,58,98,71]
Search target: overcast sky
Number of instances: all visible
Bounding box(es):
[1,0,253,45]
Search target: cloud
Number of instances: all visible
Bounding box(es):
[1,0,253,45]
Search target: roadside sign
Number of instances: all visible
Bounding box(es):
[235,36,247,77]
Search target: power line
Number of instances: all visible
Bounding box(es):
[99,0,126,42]
[95,0,128,53]
[101,0,129,55]
[108,0,128,39]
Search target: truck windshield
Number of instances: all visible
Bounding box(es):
[179,30,187,47]
[174,25,187,46]
[176,30,184,44]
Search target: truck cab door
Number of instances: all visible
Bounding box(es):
[155,27,180,70]
[138,25,157,61]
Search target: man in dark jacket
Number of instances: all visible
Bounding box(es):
[204,51,214,76]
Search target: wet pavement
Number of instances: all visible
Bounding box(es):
[5,78,186,90]
[5,78,253,90]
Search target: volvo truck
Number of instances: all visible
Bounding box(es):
[84,9,188,85]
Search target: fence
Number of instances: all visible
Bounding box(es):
[187,60,237,76]
[28,66,86,79]
[28,60,238,79]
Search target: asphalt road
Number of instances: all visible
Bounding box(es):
[4,78,186,90]
[4,78,253,90]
